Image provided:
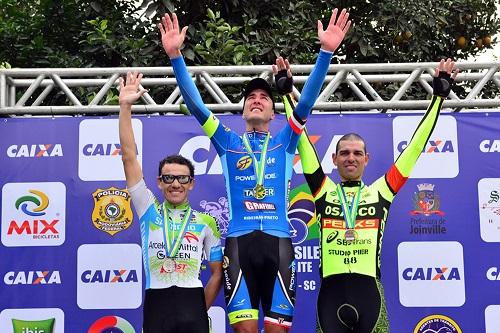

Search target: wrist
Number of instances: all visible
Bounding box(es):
[167,49,182,59]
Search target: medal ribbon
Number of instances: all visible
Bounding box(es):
[242,132,270,189]
[162,203,192,258]
[336,183,363,231]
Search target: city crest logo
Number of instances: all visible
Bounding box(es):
[92,187,133,236]
[411,183,444,216]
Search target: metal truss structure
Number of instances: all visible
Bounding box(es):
[1,61,499,116]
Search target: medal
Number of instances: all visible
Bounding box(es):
[253,184,266,200]
[344,228,357,241]
[162,203,193,259]
[162,258,176,273]
[243,132,270,201]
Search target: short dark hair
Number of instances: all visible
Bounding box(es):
[335,133,368,154]
[158,155,195,177]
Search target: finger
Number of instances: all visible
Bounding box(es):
[137,73,144,83]
[272,64,278,75]
[284,58,290,70]
[337,9,347,28]
[180,26,188,41]
[446,58,454,73]
[165,13,173,31]
[119,77,124,89]
[172,13,179,33]
[127,71,133,84]
[343,20,352,34]
[161,15,169,32]
[340,11,349,30]
[451,68,459,80]
[329,8,339,28]
[287,68,292,78]
[317,20,323,34]
[158,22,165,35]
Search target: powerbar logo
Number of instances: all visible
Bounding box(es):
[243,201,276,211]
[7,144,63,158]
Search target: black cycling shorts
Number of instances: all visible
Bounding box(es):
[316,273,389,333]
[223,231,296,329]
[143,286,209,333]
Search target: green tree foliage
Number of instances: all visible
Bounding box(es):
[1,0,498,102]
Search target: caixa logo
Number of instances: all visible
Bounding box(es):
[7,144,63,158]
[486,267,500,280]
[82,143,122,156]
[402,267,461,280]
[81,269,139,283]
[479,139,500,153]
[4,270,61,285]
[397,139,455,153]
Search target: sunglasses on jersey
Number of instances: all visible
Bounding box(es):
[159,174,193,184]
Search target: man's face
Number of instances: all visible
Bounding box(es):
[157,163,194,206]
[242,89,275,125]
[332,139,369,181]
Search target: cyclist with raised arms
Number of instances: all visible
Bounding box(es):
[278,59,458,332]
[158,9,350,333]
[119,72,223,333]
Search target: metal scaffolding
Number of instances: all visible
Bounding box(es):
[1,61,499,115]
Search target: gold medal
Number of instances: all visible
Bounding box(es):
[253,184,266,200]
[344,228,357,241]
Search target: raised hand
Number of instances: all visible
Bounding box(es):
[318,8,351,53]
[158,13,188,58]
[119,72,147,106]
[433,58,459,98]
[272,56,293,95]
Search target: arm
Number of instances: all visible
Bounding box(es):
[293,8,351,122]
[387,59,459,194]
[204,261,222,309]
[119,72,147,188]
[159,13,228,151]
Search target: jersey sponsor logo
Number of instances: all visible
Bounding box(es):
[235,314,253,319]
[236,155,252,170]
[243,187,275,198]
[479,139,500,152]
[402,267,461,281]
[398,241,465,307]
[222,256,230,269]
[478,178,500,242]
[88,316,136,333]
[7,144,63,158]
[487,267,500,280]
[1,182,66,247]
[91,187,133,236]
[243,200,276,211]
[234,173,277,182]
[79,119,142,181]
[393,115,459,178]
[413,314,462,333]
[322,218,379,229]
[4,271,61,285]
[326,230,340,243]
[223,269,231,290]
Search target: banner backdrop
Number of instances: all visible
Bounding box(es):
[1,113,500,333]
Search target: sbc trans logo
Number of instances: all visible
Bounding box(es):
[1,182,66,247]
[88,316,135,333]
[92,187,133,236]
[414,314,462,333]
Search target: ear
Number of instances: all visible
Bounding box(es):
[157,177,162,189]
[364,153,370,166]
[332,153,338,166]
[188,178,195,191]
[269,112,275,121]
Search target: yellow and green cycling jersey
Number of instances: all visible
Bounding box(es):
[283,94,445,278]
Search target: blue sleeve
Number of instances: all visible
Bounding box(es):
[171,56,211,124]
[294,49,333,120]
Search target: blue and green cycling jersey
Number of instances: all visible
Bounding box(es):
[171,50,332,236]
